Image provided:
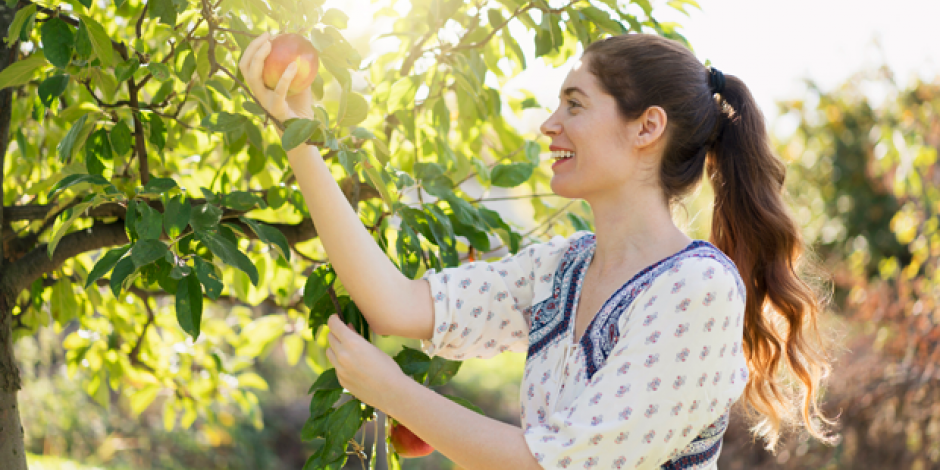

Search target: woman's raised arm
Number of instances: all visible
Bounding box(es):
[238,33,433,340]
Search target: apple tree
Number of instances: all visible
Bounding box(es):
[0,0,694,468]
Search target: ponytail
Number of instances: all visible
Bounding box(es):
[584,33,836,449]
[708,75,835,448]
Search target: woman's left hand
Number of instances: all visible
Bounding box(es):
[325,314,407,409]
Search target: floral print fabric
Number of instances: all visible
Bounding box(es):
[422,232,747,469]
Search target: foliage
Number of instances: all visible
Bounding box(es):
[719,69,940,469]
[1,0,695,467]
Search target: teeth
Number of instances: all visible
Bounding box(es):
[551,151,576,160]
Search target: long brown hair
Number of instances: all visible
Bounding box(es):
[584,33,834,448]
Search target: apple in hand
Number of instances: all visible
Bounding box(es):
[389,421,434,458]
[261,33,320,96]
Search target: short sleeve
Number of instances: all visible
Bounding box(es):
[523,257,748,469]
[420,234,572,360]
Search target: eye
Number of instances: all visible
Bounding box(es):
[566,99,581,112]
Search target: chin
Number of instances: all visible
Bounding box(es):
[549,175,585,200]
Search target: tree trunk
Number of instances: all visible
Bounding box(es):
[0,292,26,470]
[0,1,28,469]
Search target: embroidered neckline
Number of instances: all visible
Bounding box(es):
[571,237,710,345]
[526,233,744,381]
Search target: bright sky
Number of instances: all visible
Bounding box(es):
[332,0,940,138]
[505,0,940,136]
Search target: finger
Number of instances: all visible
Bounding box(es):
[238,32,270,78]
[326,347,337,367]
[327,314,346,341]
[247,40,273,92]
[274,60,299,101]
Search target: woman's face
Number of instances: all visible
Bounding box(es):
[540,58,643,201]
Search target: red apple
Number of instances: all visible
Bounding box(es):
[389,421,434,458]
[261,33,320,96]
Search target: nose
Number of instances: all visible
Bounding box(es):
[539,108,562,137]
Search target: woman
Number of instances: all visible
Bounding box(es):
[238,33,832,469]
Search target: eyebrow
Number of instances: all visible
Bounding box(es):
[560,86,587,99]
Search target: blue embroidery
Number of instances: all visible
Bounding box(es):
[526,233,744,380]
[661,412,729,469]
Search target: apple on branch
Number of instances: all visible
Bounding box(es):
[389,420,434,458]
[262,33,320,96]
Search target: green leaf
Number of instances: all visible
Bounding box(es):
[338,92,368,127]
[190,204,222,232]
[337,150,358,176]
[151,80,175,105]
[393,346,431,380]
[148,113,166,151]
[175,273,203,339]
[109,256,136,297]
[47,174,110,201]
[5,5,37,47]
[143,177,177,193]
[196,230,259,286]
[445,194,483,229]
[524,140,541,164]
[131,239,169,267]
[308,388,343,418]
[222,191,265,211]
[490,162,535,187]
[56,114,89,163]
[148,62,172,81]
[114,57,140,82]
[135,203,164,240]
[47,201,93,258]
[85,245,131,288]
[307,368,342,394]
[40,18,74,69]
[0,51,45,90]
[568,212,592,232]
[78,15,114,67]
[303,265,336,309]
[84,128,113,167]
[74,21,92,59]
[321,400,363,462]
[281,119,318,151]
[163,195,191,239]
[442,394,484,415]
[193,256,223,299]
[427,356,462,386]
[321,8,349,29]
[300,412,331,443]
[201,112,248,133]
[149,0,179,26]
[38,74,70,108]
[50,277,79,324]
[388,75,423,112]
[240,217,290,261]
[110,121,133,156]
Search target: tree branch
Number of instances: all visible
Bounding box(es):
[1,221,129,300]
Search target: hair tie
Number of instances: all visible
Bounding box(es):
[708,66,725,95]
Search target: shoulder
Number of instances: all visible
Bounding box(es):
[647,241,745,301]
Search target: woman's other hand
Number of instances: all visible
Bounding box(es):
[325,314,408,409]
[237,32,315,123]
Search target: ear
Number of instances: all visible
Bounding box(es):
[634,106,668,149]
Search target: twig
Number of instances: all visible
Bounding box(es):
[521,200,574,238]
[472,193,556,203]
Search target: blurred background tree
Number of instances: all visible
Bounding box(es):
[718,68,940,470]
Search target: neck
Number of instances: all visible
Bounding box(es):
[586,186,691,274]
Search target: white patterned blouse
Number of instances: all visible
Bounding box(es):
[421,232,748,470]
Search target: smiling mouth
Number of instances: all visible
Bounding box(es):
[551,150,576,162]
